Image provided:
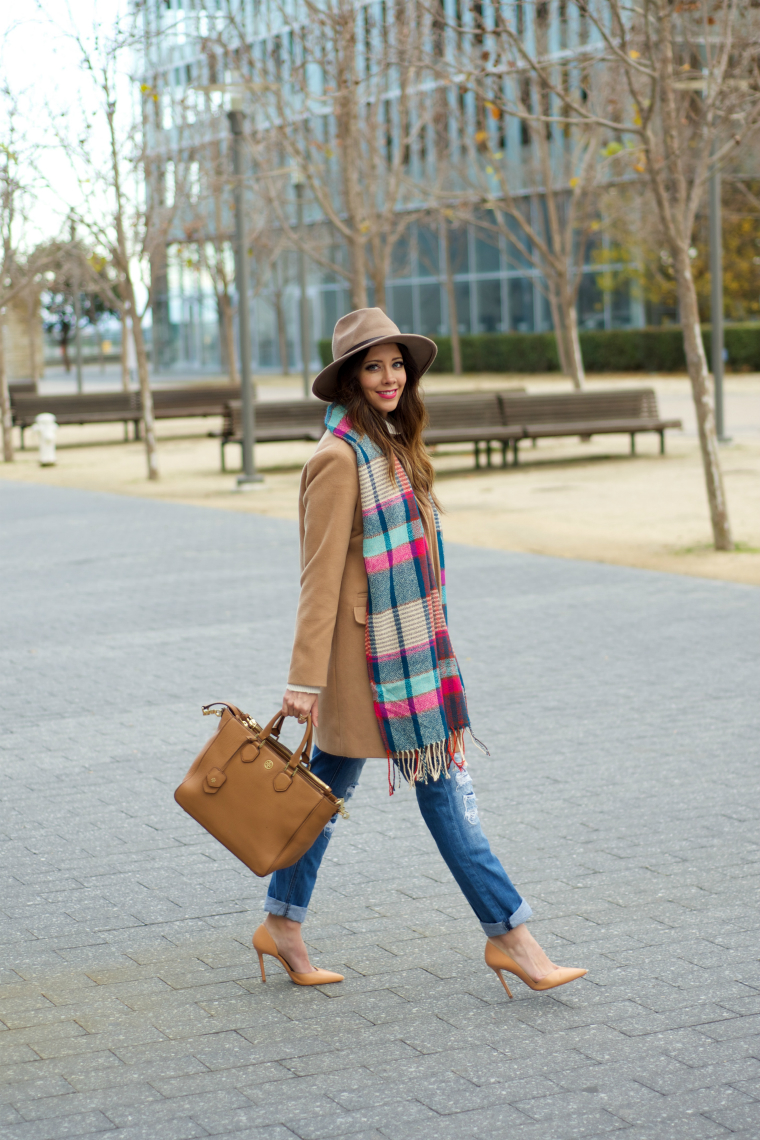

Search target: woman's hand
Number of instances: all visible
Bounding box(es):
[282,689,319,727]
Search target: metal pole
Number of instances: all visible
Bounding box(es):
[709,159,729,442]
[71,219,83,394]
[228,108,263,486]
[296,181,310,399]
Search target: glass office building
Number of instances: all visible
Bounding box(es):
[141,1,643,374]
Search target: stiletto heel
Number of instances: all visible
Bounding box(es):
[252,925,344,987]
[495,969,513,999]
[485,940,586,995]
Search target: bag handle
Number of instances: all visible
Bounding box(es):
[260,710,313,773]
[203,701,246,720]
[203,702,262,734]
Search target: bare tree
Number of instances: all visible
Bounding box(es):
[45,13,193,480]
[460,0,760,547]
[0,87,58,460]
[437,1,628,388]
[581,0,759,547]
[215,0,431,311]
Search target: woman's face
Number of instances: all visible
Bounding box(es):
[357,342,406,417]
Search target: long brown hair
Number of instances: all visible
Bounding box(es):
[335,343,440,507]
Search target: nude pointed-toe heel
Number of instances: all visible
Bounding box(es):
[252,925,344,986]
[485,940,586,998]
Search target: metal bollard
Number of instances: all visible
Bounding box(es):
[33,412,58,466]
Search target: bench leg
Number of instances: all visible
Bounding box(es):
[513,439,519,465]
[19,427,25,450]
[486,440,492,468]
[501,441,508,468]
[660,430,665,455]
[532,438,537,448]
[630,433,636,456]
[221,442,226,473]
[474,441,480,469]
[124,421,129,443]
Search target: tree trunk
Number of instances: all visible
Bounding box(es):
[125,285,159,481]
[558,284,585,390]
[369,236,387,311]
[372,266,387,312]
[120,313,130,392]
[27,298,40,392]
[441,219,462,375]
[675,246,732,550]
[218,290,239,385]
[274,290,290,374]
[547,284,571,376]
[349,237,368,310]
[0,317,13,462]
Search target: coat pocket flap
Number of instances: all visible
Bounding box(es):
[353,606,367,624]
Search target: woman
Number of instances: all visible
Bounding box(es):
[252,308,587,998]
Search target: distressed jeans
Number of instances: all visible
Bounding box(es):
[264,747,532,936]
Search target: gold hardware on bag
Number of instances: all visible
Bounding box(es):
[300,765,330,791]
[203,708,223,718]
[337,799,350,819]
[263,759,273,769]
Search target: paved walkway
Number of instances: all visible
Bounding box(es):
[0,482,758,1140]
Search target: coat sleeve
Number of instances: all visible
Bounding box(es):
[287,442,358,689]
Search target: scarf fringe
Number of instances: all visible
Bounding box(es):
[388,730,467,791]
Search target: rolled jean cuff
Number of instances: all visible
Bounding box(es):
[263,897,308,923]
[480,898,533,936]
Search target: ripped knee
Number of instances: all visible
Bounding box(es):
[454,767,479,824]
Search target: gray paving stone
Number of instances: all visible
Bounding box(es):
[0,1109,117,1138]
[703,1097,760,1132]
[87,1121,208,1140]
[0,1103,26,1127]
[1,482,758,1140]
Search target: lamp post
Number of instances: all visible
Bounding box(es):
[227,102,263,487]
[70,218,83,394]
[291,168,311,399]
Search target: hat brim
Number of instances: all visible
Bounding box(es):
[311,333,438,402]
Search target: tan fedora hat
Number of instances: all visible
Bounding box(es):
[312,308,437,402]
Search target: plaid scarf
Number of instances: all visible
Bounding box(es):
[325,403,470,783]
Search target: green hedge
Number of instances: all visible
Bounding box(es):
[318,323,760,373]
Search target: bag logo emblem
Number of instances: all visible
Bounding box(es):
[263,759,274,769]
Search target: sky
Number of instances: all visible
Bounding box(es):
[1,1,130,245]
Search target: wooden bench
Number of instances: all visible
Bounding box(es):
[499,388,682,463]
[423,392,526,468]
[11,392,142,447]
[220,399,326,471]
[11,384,242,447]
[152,384,240,420]
[220,386,681,473]
[222,390,529,471]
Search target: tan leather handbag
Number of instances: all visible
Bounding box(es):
[174,702,348,877]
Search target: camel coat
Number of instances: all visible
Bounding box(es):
[288,429,441,759]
